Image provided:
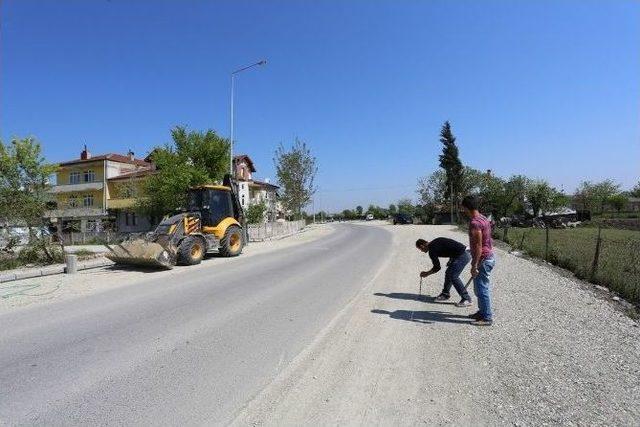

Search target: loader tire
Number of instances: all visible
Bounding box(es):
[219,225,244,257]
[177,236,205,265]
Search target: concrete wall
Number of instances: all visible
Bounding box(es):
[247,220,305,241]
[115,211,153,233]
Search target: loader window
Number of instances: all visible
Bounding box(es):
[187,188,233,226]
[188,190,205,211]
[206,190,233,226]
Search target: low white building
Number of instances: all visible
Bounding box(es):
[233,155,282,222]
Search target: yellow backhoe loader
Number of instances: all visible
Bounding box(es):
[106,174,247,269]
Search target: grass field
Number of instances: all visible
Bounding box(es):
[494,227,640,305]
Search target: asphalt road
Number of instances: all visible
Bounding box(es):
[0,224,391,425]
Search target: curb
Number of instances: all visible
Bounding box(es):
[0,258,114,284]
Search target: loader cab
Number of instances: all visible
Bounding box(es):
[187,186,235,227]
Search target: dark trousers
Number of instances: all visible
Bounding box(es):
[441,250,472,300]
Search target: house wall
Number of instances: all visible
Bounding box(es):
[234,160,253,181]
[238,181,250,210]
[56,161,105,185]
[115,210,153,233]
[107,179,145,201]
[56,189,104,210]
[105,160,138,179]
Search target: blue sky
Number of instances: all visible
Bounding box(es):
[1,0,639,211]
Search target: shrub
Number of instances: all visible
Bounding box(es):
[246,202,267,224]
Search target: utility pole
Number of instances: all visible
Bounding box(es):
[450,180,454,224]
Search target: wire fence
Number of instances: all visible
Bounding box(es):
[493,225,640,305]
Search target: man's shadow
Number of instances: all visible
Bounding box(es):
[373,292,455,305]
[371,308,471,325]
[372,292,472,324]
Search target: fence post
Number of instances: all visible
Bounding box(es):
[519,230,526,250]
[590,226,602,281]
[545,226,550,261]
[502,226,508,242]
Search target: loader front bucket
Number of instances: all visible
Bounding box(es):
[106,239,175,269]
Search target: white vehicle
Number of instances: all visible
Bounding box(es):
[365,213,374,221]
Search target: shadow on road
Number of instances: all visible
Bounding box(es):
[373,292,456,305]
[371,308,471,325]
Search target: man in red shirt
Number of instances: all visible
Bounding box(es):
[461,195,496,326]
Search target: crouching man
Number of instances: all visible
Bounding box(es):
[415,237,473,307]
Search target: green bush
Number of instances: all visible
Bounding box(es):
[18,240,64,265]
[246,202,267,224]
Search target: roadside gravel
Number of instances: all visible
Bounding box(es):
[234,223,640,426]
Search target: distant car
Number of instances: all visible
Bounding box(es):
[393,213,413,225]
[365,213,374,221]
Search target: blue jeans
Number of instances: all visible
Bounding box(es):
[442,250,472,300]
[473,254,496,320]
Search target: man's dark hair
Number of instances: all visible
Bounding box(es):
[415,238,428,248]
[461,195,480,211]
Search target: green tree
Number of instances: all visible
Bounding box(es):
[274,138,318,219]
[417,170,447,206]
[607,193,628,214]
[139,126,230,217]
[438,121,464,203]
[388,204,397,214]
[526,180,566,218]
[459,167,486,197]
[630,181,640,198]
[341,209,355,220]
[574,180,620,214]
[0,137,56,227]
[246,201,267,224]
[478,174,530,218]
[592,180,621,213]
[366,205,388,219]
[355,206,363,216]
[397,198,415,216]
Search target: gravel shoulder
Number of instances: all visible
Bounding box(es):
[233,223,640,426]
[0,225,333,314]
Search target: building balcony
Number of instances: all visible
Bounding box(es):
[50,182,104,193]
[44,207,105,218]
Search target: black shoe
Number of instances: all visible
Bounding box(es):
[434,293,450,301]
[468,311,482,320]
[472,318,493,326]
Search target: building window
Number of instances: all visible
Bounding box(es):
[84,170,96,183]
[69,171,81,184]
[83,194,94,207]
[68,196,78,208]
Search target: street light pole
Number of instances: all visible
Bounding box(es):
[229,60,267,175]
[450,181,454,224]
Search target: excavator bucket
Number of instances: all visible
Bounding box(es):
[106,239,176,269]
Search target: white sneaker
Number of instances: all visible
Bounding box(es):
[455,299,473,307]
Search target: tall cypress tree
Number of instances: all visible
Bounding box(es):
[438,121,463,202]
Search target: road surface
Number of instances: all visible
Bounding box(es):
[1,223,639,425]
